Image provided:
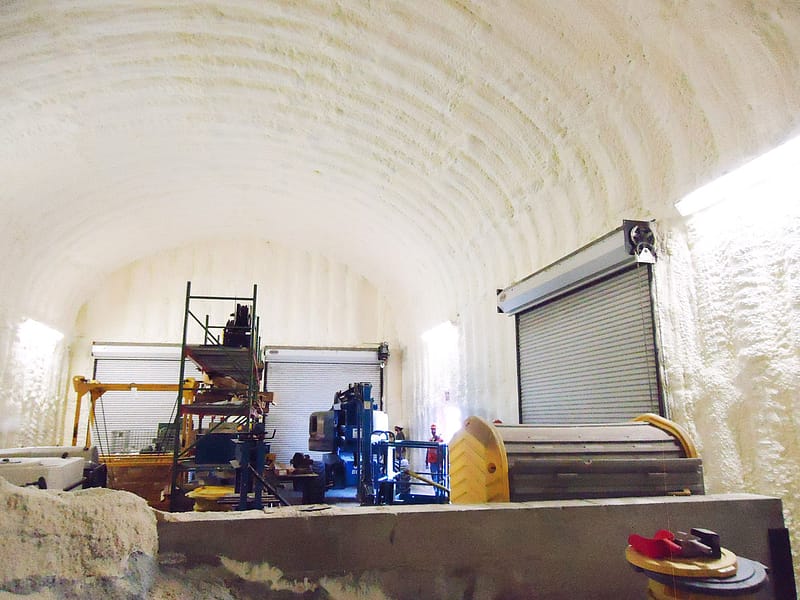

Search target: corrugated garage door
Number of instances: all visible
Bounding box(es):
[92,346,202,454]
[265,355,382,463]
[518,265,661,424]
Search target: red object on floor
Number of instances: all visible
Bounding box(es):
[628,529,682,559]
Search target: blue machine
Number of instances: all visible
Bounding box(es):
[232,422,272,510]
[309,382,387,504]
[309,382,449,505]
[371,439,449,505]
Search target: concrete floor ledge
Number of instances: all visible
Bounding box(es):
[157,494,792,599]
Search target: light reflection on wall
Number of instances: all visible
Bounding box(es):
[686,174,799,233]
[677,134,799,219]
[17,318,64,349]
[2,319,66,447]
[664,132,800,578]
[421,320,461,440]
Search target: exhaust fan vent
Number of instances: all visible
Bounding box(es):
[624,220,656,264]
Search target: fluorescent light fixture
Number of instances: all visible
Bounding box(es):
[676,134,800,216]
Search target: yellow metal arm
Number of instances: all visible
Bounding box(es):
[71,375,197,447]
[408,469,450,494]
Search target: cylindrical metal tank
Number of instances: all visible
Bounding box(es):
[450,414,703,504]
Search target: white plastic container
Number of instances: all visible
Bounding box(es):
[0,456,85,490]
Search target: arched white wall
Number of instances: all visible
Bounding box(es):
[0,0,798,583]
[64,239,403,444]
[1,192,799,583]
[655,197,800,568]
[0,316,69,449]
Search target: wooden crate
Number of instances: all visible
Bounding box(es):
[102,454,173,511]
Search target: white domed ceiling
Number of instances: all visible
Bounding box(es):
[1,1,798,330]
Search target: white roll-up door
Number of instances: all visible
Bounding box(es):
[91,345,202,454]
[264,350,382,463]
[517,265,661,424]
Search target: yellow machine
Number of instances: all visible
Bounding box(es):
[71,375,198,448]
[449,414,703,504]
[70,375,199,509]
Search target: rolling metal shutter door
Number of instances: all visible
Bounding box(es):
[92,356,202,454]
[265,362,382,463]
[518,265,660,424]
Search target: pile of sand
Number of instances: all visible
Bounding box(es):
[0,477,157,596]
[0,479,393,599]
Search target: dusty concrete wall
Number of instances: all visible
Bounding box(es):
[156,494,788,600]
[4,481,787,599]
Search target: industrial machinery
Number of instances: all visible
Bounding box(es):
[309,382,449,505]
[169,283,286,511]
[71,375,197,450]
[449,414,704,503]
[370,438,449,504]
[309,382,388,504]
[0,445,106,491]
